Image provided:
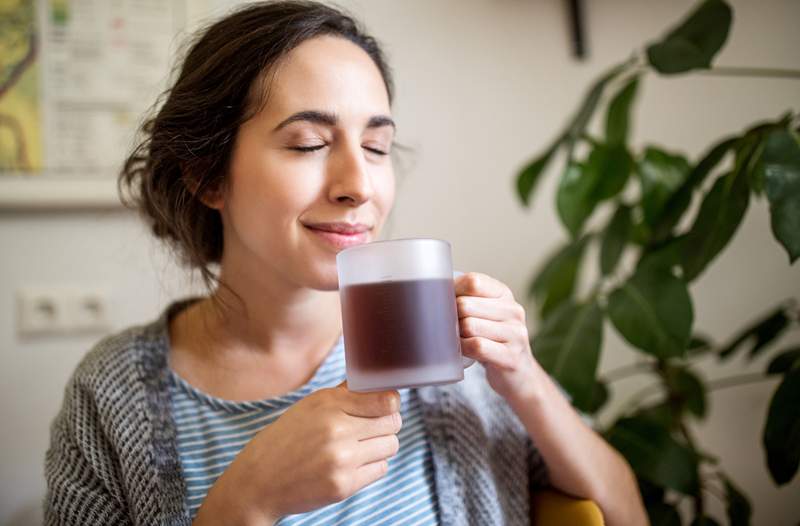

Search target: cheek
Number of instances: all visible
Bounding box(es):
[224,159,312,240]
[229,147,316,206]
[374,166,396,215]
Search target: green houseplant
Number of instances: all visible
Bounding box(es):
[514,1,799,524]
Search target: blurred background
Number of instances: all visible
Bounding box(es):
[1,0,798,524]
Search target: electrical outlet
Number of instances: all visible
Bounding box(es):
[16,285,112,337]
[17,288,65,335]
[67,291,111,333]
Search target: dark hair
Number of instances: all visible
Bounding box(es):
[119,1,394,289]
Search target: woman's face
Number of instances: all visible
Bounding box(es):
[212,35,396,291]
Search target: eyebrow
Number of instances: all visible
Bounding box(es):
[273,110,396,132]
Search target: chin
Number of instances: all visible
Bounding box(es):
[307,266,341,292]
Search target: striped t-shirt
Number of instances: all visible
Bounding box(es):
[168,334,441,525]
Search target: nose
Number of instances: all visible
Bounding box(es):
[327,141,374,206]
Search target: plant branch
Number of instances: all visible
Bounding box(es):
[697,66,800,80]
[601,362,652,382]
[678,421,705,518]
[615,382,663,419]
[706,373,775,392]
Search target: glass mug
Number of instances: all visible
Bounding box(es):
[336,238,475,392]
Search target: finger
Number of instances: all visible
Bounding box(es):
[456,296,527,323]
[355,434,401,467]
[459,316,525,343]
[351,412,403,440]
[339,388,402,418]
[454,272,512,299]
[353,459,390,491]
[460,336,516,370]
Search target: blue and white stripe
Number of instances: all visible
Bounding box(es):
[169,335,440,525]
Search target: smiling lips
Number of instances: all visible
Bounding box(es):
[303,221,372,249]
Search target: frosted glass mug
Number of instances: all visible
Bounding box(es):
[336,238,475,392]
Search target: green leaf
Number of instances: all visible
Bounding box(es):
[762,368,800,485]
[766,346,800,375]
[646,501,682,526]
[636,402,677,430]
[688,334,714,356]
[651,137,737,243]
[556,163,597,237]
[600,204,633,275]
[758,129,800,263]
[517,61,632,204]
[565,62,631,160]
[533,300,604,411]
[528,237,589,319]
[605,76,640,145]
[666,367,707,419]
[723,475,752,526]
[606,415,700,494]
[681,170,750,282]
[742,114,794,195]
[585,379,610,414]
[590,143,634,200]
[516,141,560,207]
[608,266,694,359]
[690,516,722,526]
[557,144,633,237]
[637,235,686,276]
[638,147,691,227]
[719,305,790,361]
[646,0,733,75]
[638,478,666,506]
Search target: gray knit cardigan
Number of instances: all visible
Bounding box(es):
[44,300,549,525]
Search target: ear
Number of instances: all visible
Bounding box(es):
[181,164,225,210]
[198,185,225,210]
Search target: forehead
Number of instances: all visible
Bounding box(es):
[260,35,391,121]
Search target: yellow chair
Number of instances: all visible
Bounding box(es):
[531,489,605,525]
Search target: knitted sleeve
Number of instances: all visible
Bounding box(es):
[526,434,550,490]
[44,374,132,525]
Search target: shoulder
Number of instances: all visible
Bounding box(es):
[45,309,187,525]
[75,324,156,377]
[58,305,177,432]
[70,318,166,396]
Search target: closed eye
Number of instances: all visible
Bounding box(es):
[288,144,389,156]
[364,146,389,156]
[289,145,326,153]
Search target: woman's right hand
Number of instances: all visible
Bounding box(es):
[193,381,403,526]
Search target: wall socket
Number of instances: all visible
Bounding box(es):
[16,285,111,337]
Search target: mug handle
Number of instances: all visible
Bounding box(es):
[453,270,476,369]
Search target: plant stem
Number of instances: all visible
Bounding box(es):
[706,373,775,392]
[678,421,705,518]
[698,66,800,80]
[602,362,652,382]
[615,382,663,420]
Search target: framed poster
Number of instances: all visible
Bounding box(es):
[0,0,185,210]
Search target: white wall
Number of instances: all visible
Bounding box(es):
[2,1,798,524]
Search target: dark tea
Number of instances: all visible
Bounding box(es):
[340,277,463,388]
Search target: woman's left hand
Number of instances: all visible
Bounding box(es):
[454,272,538,403]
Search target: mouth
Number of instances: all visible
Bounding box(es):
[304,225,370,250]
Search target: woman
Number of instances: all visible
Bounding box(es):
[45,2,647,525]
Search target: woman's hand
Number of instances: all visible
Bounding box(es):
[455,273,649,526]
[454,271,539,403]
[194,382,402,526]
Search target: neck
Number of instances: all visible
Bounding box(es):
[194,250,344,361]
